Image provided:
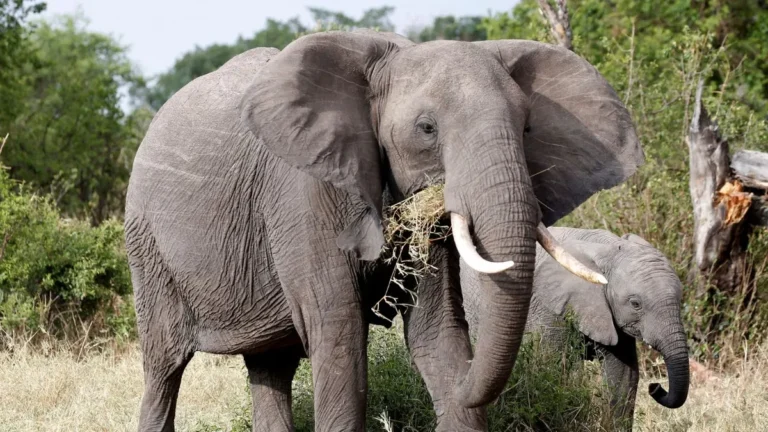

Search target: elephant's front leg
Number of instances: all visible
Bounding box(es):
[402,239,487,431]
[273,225,369,432]
[594,332,639,431]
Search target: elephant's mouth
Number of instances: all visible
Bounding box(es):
[620,323,641,339]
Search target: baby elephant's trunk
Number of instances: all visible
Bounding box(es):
[648,313,689,408]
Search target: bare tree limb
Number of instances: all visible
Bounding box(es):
[732,150,768,190]
[688,78,758,322]
[688,79,735,271]
[537,0,573,50]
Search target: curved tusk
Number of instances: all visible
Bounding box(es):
[451,213,515,274]
[536,223,608,285]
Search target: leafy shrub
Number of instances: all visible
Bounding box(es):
[0,148,133,345]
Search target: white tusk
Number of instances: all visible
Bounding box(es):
[536,223,608,285]
[451,213,515,274]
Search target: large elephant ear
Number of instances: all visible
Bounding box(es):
[240,31,400,261]
[475,40,645,225]
[535,240,618,346]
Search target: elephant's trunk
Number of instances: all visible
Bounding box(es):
[648,310,690,409]
[446,135,538,408]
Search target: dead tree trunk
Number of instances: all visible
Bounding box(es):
[537,0,573,50]
[688,79,767,341]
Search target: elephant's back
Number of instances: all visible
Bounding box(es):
[126,47,279,217]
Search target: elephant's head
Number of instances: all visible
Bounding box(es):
[535,230,689,409]
[239,30,644,407]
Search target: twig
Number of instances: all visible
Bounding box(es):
[0,133,8,155]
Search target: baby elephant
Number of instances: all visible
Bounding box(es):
[462,227,689,427]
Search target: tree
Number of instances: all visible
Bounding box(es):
[483,0,768,117]
[3,13,145,224]
[0,0,46,131]
[145,6,399,110]
[410,15,487,42]
[308,6,395,31]
[145,17,307,110]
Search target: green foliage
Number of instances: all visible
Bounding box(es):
[409,15,488,42]
[481,0,550,43]
[0,145,133,343]
[145,17,307,110]
[483,0,768,117]
[486,314,619,431]
[0,1,46,130]
[1,12,146,224]
[308,6,395,32]
[292,324,436,432]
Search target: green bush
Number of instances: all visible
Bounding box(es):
[0,151,133,343]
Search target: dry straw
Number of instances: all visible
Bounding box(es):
[374,184,450,321]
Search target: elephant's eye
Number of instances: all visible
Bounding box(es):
[524,124,531,136]
[629,298,642,310]
[417,121,436,136]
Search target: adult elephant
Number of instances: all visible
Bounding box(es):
[460,228,689,430]
[124,28,643,431]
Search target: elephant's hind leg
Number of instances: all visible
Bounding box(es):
[135,280,195,432]
[243,348,302,432]
[138,350,194,432]
[127,225,196,432]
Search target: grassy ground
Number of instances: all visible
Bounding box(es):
[0,344,246,431]
[2,324,766,432]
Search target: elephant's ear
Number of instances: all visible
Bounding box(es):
[474,40,645,226]
[536,240,619,346]
[240,31,399,261]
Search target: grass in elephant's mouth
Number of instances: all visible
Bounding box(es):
[377,184,449,319]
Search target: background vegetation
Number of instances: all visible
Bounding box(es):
[1,0,767,430]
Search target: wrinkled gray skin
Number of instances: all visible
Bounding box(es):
[124,28,643,431]
[462,228,689,429]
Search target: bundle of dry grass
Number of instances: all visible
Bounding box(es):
[374,184,449,320]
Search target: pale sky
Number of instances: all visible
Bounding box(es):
[42,0,521,78]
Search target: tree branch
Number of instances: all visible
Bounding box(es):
[537,0,573,50]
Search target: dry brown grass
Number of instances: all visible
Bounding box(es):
[2,337,767,431]
[0,345,249,431]
[634,342,768,431]
[375,184,448,319]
